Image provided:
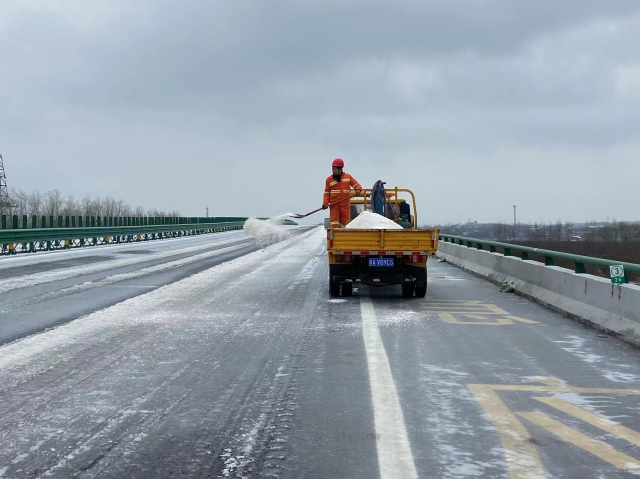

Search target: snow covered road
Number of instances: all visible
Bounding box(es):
[0,228,307,344]
[1,226,640,478]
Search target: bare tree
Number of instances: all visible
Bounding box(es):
[43,189,64,217]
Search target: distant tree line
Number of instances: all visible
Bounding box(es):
[428,220,640,243]
[1,188,180,228]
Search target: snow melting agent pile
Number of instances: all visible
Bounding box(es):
[345,210,404,230]
[243,214,292,247]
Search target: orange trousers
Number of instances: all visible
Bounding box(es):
[330,203,351,229]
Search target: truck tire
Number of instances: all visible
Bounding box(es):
[402,284,415,298]
[329,265,341,297]
[415,282,427,298]
[342,283,353,297]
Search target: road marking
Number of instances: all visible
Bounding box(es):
[467,384,545,479]
[440,313,514,325]
[421,300,539,325]
[35,243,250,301]
[360,296,418,479]
[469,377,640,477]
[517,412,640,471]
[534,397,640,447]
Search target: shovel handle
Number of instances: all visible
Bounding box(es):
[293,195,354,219]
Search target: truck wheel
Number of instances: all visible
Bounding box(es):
[402,284,415,298]
[415,282,427,298]
[330,281,341,297]
[342,283,353,297]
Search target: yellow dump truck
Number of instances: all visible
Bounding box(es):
[327,188,439,298]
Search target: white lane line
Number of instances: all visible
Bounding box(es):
[35,243,250,301]
[360,295,418,479]
[0,237,250,293]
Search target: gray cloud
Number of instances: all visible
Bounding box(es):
[1,0,639,224]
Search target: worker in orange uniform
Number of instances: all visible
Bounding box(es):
[322,158,362,228]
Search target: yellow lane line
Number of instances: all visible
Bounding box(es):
[506,316,540,324]
[517,412,640,471]
[467,384,546,479]
[534,397,640,447]
[484,385,640,395]
[526,377,571,389]
[440,313,514,325]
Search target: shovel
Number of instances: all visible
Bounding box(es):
[290,195,354,219]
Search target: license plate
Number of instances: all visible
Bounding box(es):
[369,258,394,267]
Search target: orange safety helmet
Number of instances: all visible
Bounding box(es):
[332,158,344,168]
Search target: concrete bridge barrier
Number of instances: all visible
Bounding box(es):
[438,240,640,347]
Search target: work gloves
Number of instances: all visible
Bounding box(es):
[322,205,328,210]
[355,189,362,197]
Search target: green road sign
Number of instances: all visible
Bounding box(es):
[610,265,626,284]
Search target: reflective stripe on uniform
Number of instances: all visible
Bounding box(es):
[330,190,342,193]
[330,181,339,186]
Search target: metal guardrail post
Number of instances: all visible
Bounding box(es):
[0,220,247,255]
[13,215,18,229]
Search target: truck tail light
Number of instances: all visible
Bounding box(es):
[336,255,353,264]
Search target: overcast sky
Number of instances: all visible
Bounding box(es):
[1,0,639,225]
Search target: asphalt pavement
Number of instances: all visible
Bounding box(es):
[0,226,639,478]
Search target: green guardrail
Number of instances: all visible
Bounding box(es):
[439,234,640,282]
[0,217,248,255]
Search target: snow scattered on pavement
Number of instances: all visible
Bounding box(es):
[411,363,505,478]
[288,257,320,290]
[37,243,250,301]
[554,336,603,364]
[551,392,633,421]
[0,227,323,371]
[0,236,250,294]
[422,365,469,377]
[603,371,640,383]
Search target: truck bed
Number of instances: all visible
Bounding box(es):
[327,228,439,255]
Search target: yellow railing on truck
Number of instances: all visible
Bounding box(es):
[327,229,439,254]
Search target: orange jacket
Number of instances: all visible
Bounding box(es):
[323,172,362,207]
